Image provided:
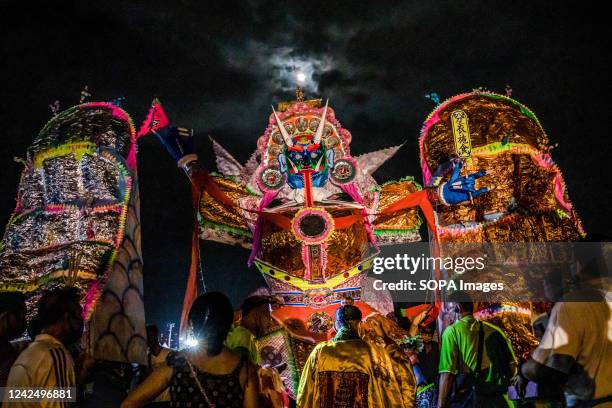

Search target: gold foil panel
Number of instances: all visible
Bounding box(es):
[436,152,564,226]
[325,222,369,279]
[260,207,369,279]
[515,155,558,212]
[199,175,250,232]
[32,106,133,160]
[374,180,422,231]
[18,168,44,210]
[439,213,581,244]
[423,95,549,172]
[81,154,122,202]
[42,155,80,203]
[288,336,316,377]
[261,227,304,277]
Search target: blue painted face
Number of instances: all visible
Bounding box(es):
[278,143,335,189]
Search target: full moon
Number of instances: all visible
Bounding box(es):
[296,72,306,83]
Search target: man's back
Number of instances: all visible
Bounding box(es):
[439,314,516,407]
[439,315,516,376]
[532,297,612,405]
[297,338,415,407]
[3,334,75,408]
[298,339,372,407]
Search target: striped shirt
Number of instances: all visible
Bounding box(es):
[3,334,75,408]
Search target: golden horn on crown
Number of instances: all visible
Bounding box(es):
[313,99,329,145]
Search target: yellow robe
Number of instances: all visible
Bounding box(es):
[297,337,416,407]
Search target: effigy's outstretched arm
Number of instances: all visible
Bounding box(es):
[154,125,212,192]
[139,100,257,338]
[372,160,490,239]
[426,159,489,205]
[138,99,209,190]
[156,125,197,169]
[147,111,250,228]
[374,160,490,240]
[139,101,252,248]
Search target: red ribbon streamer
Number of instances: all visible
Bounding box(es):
[179,180,203,338]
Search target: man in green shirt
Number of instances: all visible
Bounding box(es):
[438,293,517,407]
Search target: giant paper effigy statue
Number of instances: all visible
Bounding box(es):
[0,103,147,364]
[145,90,495,397]
[419,91,584,360]
[145,92,447,398]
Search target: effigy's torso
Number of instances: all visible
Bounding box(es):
[0,103,147,364]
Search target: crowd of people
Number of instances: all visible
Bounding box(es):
[0,243,610,407]
[0,288,609,407]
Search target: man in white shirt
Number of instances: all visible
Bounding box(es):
[3,287,84,408]
[522,238,612,407]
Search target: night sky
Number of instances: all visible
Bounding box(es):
[2,1,610,330]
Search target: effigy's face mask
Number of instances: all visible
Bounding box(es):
[281,141,332,189]
[264,102,337,192]
[0,103,147,364]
